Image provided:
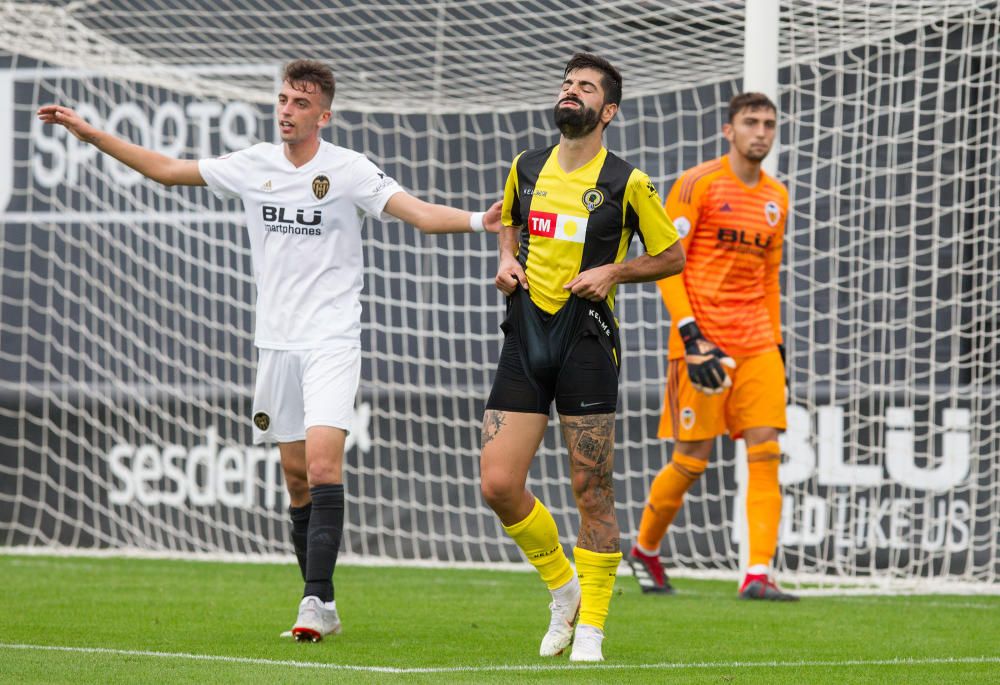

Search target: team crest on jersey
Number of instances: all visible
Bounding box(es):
[680,407,696,431]
[581,187,605,212]
[764,200,781,227]
[253,412,270,431]
[312,174,331,200]
[673,216,691,238]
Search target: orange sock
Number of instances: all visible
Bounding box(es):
[746,441,782,568]
[636,452,707,552]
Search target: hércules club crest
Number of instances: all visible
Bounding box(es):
[312,174,331,200]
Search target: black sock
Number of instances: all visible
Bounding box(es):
[289,502,312,581]
[303,483,344,602]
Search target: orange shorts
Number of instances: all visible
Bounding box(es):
[657,348,786,441]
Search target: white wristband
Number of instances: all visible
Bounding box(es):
[469,211,486,233]
[676,316,696,330]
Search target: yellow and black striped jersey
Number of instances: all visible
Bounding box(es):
[501,144,679,314]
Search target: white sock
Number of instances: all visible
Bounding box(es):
[551,575,580,602]
[575,623,604,638]
[747,564,769,576]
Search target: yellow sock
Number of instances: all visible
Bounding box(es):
[746,441,782,568]
[573,546,622,632]
[637,452,707,552]
[503,498,574,590]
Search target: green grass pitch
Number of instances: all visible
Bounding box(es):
[0,554,997,683]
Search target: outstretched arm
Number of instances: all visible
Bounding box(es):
[37,105,205,187]
[382,193,502,234]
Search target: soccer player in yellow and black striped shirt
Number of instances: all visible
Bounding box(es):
[479,53,684,662]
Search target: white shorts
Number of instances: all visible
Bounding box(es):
[251,345,362,445]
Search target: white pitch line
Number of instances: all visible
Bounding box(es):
[0,644,997,674]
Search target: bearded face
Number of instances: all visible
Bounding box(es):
[553,96,603,139]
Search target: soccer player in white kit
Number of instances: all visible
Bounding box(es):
[38,59,501,642]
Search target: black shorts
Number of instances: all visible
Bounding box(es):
[485,288,621,416]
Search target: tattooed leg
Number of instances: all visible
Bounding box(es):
[560,412,619,553]
[481,409,507,447]
[480,409,548,525]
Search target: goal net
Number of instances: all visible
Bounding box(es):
[1,1,997,592]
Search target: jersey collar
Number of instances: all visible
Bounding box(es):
[552,144,608,178]
[281,139,327,172]
[722,153,769,193]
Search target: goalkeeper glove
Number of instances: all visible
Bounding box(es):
[679,320,735,395]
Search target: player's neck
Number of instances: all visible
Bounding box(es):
[727,151,763,187]
[283,135,322,168]
[556,132,604,174]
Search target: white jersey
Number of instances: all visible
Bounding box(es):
[199,141,402,349]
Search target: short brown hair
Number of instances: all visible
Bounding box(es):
[729,92,777,121]
[282,59,336,107]
[563,52,622,106]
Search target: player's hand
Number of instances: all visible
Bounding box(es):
[37,105,99,143]
[495,253,527,295]
[679,320,735,395]
[563,264,619,302]
[482,200,503,234]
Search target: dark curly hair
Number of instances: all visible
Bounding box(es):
[282,59,336,107]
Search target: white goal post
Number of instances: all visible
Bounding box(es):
[0,1,997,593]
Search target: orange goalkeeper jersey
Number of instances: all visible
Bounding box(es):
[660,155,788,359]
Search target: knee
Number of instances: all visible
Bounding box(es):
[282,462,310,503]
[671,453,709,479]
[285,477,310,505]
[305,459,341,487]
[480,473,520,511]
[746,439,781,465]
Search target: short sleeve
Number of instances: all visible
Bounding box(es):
[664,169,703,245]
[348,156,403,220]
[198,148,255,200]
[627,170,679,255]
[501,153,524,227]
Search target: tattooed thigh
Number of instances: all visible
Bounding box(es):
[481,409,507,447]
[561,412,618,508]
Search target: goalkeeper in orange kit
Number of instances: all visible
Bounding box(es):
[628,93,797,601]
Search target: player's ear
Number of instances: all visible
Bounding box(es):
[602,102,618,124]
[318,109,332,128]
[722,121,734,142]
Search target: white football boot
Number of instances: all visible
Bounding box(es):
[538,577,581,657]
[569,624,605,662]
[291,596,342,642]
